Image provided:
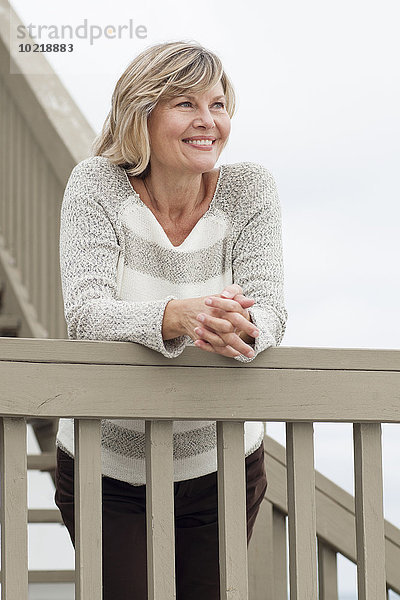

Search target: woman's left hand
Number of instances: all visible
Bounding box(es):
[193,284,259,356]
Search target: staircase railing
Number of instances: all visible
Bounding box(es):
[0,0,94,340]
[254,435,400,599]
[1,338,399,599]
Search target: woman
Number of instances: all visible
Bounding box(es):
[54,40,288,599]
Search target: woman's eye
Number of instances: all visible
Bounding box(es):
[177,101,225,108]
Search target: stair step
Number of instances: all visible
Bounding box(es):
[0,313,21,336]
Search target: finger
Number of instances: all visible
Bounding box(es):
[194,325,227,347]
[195,320,257,358]
[194,339,241,358]
[208,292,254,310]
[196,313,235,335]
[202,298,259,338]
[196,313,257,346]
[232,294,255,308]
[202,306,252,336]
[204,296,243,312]
[220,284,244,298]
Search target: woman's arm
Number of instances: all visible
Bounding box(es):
[59,162,190,359]
[231,165,288,362]
[162,299,185,340]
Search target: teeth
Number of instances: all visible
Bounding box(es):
[183,139,214,145]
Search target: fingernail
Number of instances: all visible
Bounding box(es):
[221,290,234,298]
[252,330,259,337]
[247,350,255,358]
[205,298,213,305]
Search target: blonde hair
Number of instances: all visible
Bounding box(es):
[92,40,236,178]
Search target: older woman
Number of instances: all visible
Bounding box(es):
[54,40,288,599]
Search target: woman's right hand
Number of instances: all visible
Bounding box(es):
[180,286,259,358]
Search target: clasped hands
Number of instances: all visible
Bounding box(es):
[183,283,259,359]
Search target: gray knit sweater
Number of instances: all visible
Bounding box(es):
[56,156,288,485]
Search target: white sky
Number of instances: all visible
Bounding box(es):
[8,1,400,597]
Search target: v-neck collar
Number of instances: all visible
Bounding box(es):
[120,165,225,249]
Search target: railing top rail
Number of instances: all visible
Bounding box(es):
[0,337,399,371]
[1,338,399,422]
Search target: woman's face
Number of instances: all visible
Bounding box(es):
[147,81,231,175]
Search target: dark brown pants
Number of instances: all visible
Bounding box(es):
[54,441,267,600]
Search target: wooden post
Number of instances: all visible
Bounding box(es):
[74,419,102,600]
[318,540,338,600]
[0,417,28,600]
[217,421,248,600]
[145,420,175,600]
[273,508,288,599]
[353,423,386,600]
[286,422,318,600]
[248,499,274,600]
[248,500,288,600]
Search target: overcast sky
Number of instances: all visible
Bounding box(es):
[8,0,400,597]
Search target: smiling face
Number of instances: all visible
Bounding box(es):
[146,81,231,176]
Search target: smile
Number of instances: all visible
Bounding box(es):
[182,139,216,150]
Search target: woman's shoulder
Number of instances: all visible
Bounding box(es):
[69,155,122,183]
[65,156,132,207]
[219,161,278,217]
[221,161,274,183]
[62,156,132,226]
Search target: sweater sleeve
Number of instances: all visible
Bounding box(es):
[231,165,288,363]
[59,163,190,358]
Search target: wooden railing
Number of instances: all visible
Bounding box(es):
[1,337,399,599]
[1,5,400,599]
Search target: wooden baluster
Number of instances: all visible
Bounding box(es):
[14,106,19,258]
[22,124,30,293]
[38,153,49,331]
[248,499,274,599]
[353,423,386,600]
[4,87,11,246]
[145,420,175,600]
[19,118,27,285]
[53,180,64,338]
[48,174,56,338]
[286,422,318,600]
[31,149,39,311]
[9,102,16,256]
[0,81,5,234]
[74,419,102,600]
[248,500,287,600]
[317,540,338,600]
[0,417,28,600]
[273,508,288,599]
[217,421,248,600]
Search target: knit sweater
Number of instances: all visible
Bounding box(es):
[55,156,288,485]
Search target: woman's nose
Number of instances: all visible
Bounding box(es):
[193,109,215,129]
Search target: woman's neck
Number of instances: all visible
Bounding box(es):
[130,167,216,223]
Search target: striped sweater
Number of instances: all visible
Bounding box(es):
[56,156,288,485]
